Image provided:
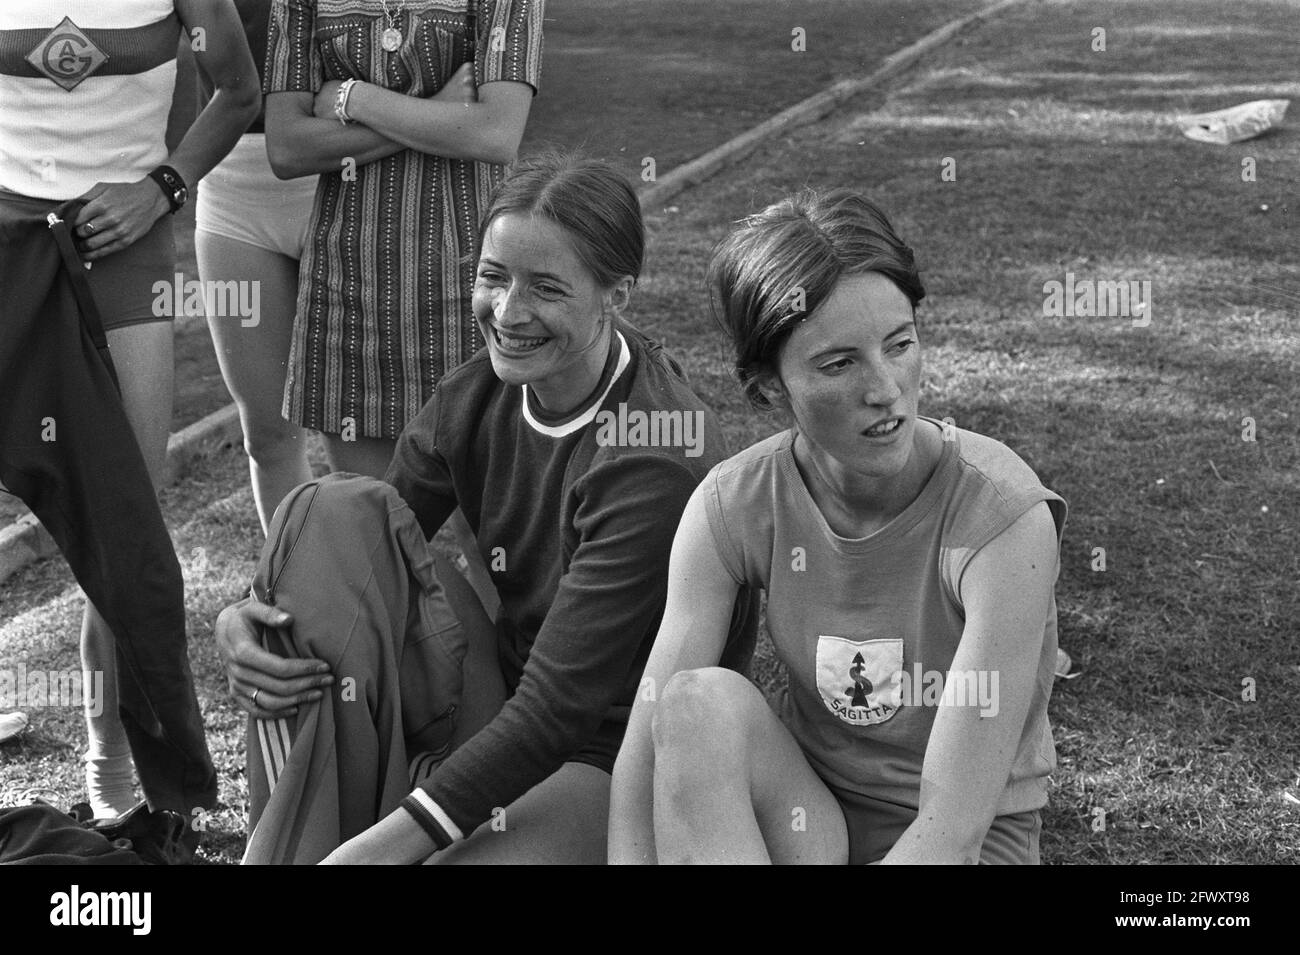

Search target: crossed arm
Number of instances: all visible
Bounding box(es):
[265,65,533,179]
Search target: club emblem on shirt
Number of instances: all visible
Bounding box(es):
[815,635,902,726]
[847,653,873,707]
[26,17,108,91]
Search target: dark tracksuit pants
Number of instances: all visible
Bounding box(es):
[0,191,216,814]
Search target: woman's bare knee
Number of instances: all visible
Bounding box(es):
[651,667,761,752]
[650,668,770,806]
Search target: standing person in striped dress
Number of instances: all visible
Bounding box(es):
[262,0,543,478]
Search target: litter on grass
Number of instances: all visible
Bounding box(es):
[1055,648,1081,680]
[1179,99,1289,145]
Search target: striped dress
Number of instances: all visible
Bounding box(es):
[265,0,543,439]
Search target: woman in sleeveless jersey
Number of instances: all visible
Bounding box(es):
[610,189,1067,865]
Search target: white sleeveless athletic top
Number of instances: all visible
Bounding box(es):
[0,0,179,199]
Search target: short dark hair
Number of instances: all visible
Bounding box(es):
[707,188,925,410]
[479,150,644,287]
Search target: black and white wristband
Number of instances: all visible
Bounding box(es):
[401,790,464,851]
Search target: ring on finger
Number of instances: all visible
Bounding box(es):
[251,687,261,706]
[85,221,96,234]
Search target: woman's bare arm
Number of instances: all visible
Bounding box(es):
[168,0,262,185]
[608,484,741,864]
[264,91,407,179]
[343,76,533,165]
[882,502,1058,864]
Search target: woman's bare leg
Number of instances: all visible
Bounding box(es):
[197,231,311,534]
[80,320,173,817]
[650,667,849,864]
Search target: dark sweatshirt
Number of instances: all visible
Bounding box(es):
[387,323,757,839]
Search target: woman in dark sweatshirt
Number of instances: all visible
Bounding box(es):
[215,153,757,863]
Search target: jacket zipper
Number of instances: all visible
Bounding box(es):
[257,481,322,606]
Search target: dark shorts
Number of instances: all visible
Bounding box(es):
[82,213,177,331]
[0,187,175,332]
[833,786,1042,865]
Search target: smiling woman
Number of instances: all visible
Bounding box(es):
[610,189,1069,865]
[472,151,642,415]
[215,153,758,864]
[475,213,624,396]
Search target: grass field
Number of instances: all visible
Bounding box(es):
[2,0,1297,864]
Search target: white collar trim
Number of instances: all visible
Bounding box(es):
[520,331,631,438]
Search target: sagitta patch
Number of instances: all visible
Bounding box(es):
[815,635,902,726]
[26,17,108,91]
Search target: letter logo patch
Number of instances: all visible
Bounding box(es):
[26,18,108,91]
[815,635,902,726]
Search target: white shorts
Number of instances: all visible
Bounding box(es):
[195,133,318,260]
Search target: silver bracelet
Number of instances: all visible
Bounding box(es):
[334,78,358,125]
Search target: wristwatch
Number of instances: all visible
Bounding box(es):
[147,165,188,214]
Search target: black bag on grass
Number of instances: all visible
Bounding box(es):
[0,801,188,865]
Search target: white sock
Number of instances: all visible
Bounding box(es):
[84,737,136,818]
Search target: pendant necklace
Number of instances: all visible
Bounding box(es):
[380,0,406,52]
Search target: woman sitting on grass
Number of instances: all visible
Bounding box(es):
[215,153,755,864]
[609,189,1066,865]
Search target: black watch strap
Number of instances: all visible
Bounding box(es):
[147,165,187,213]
